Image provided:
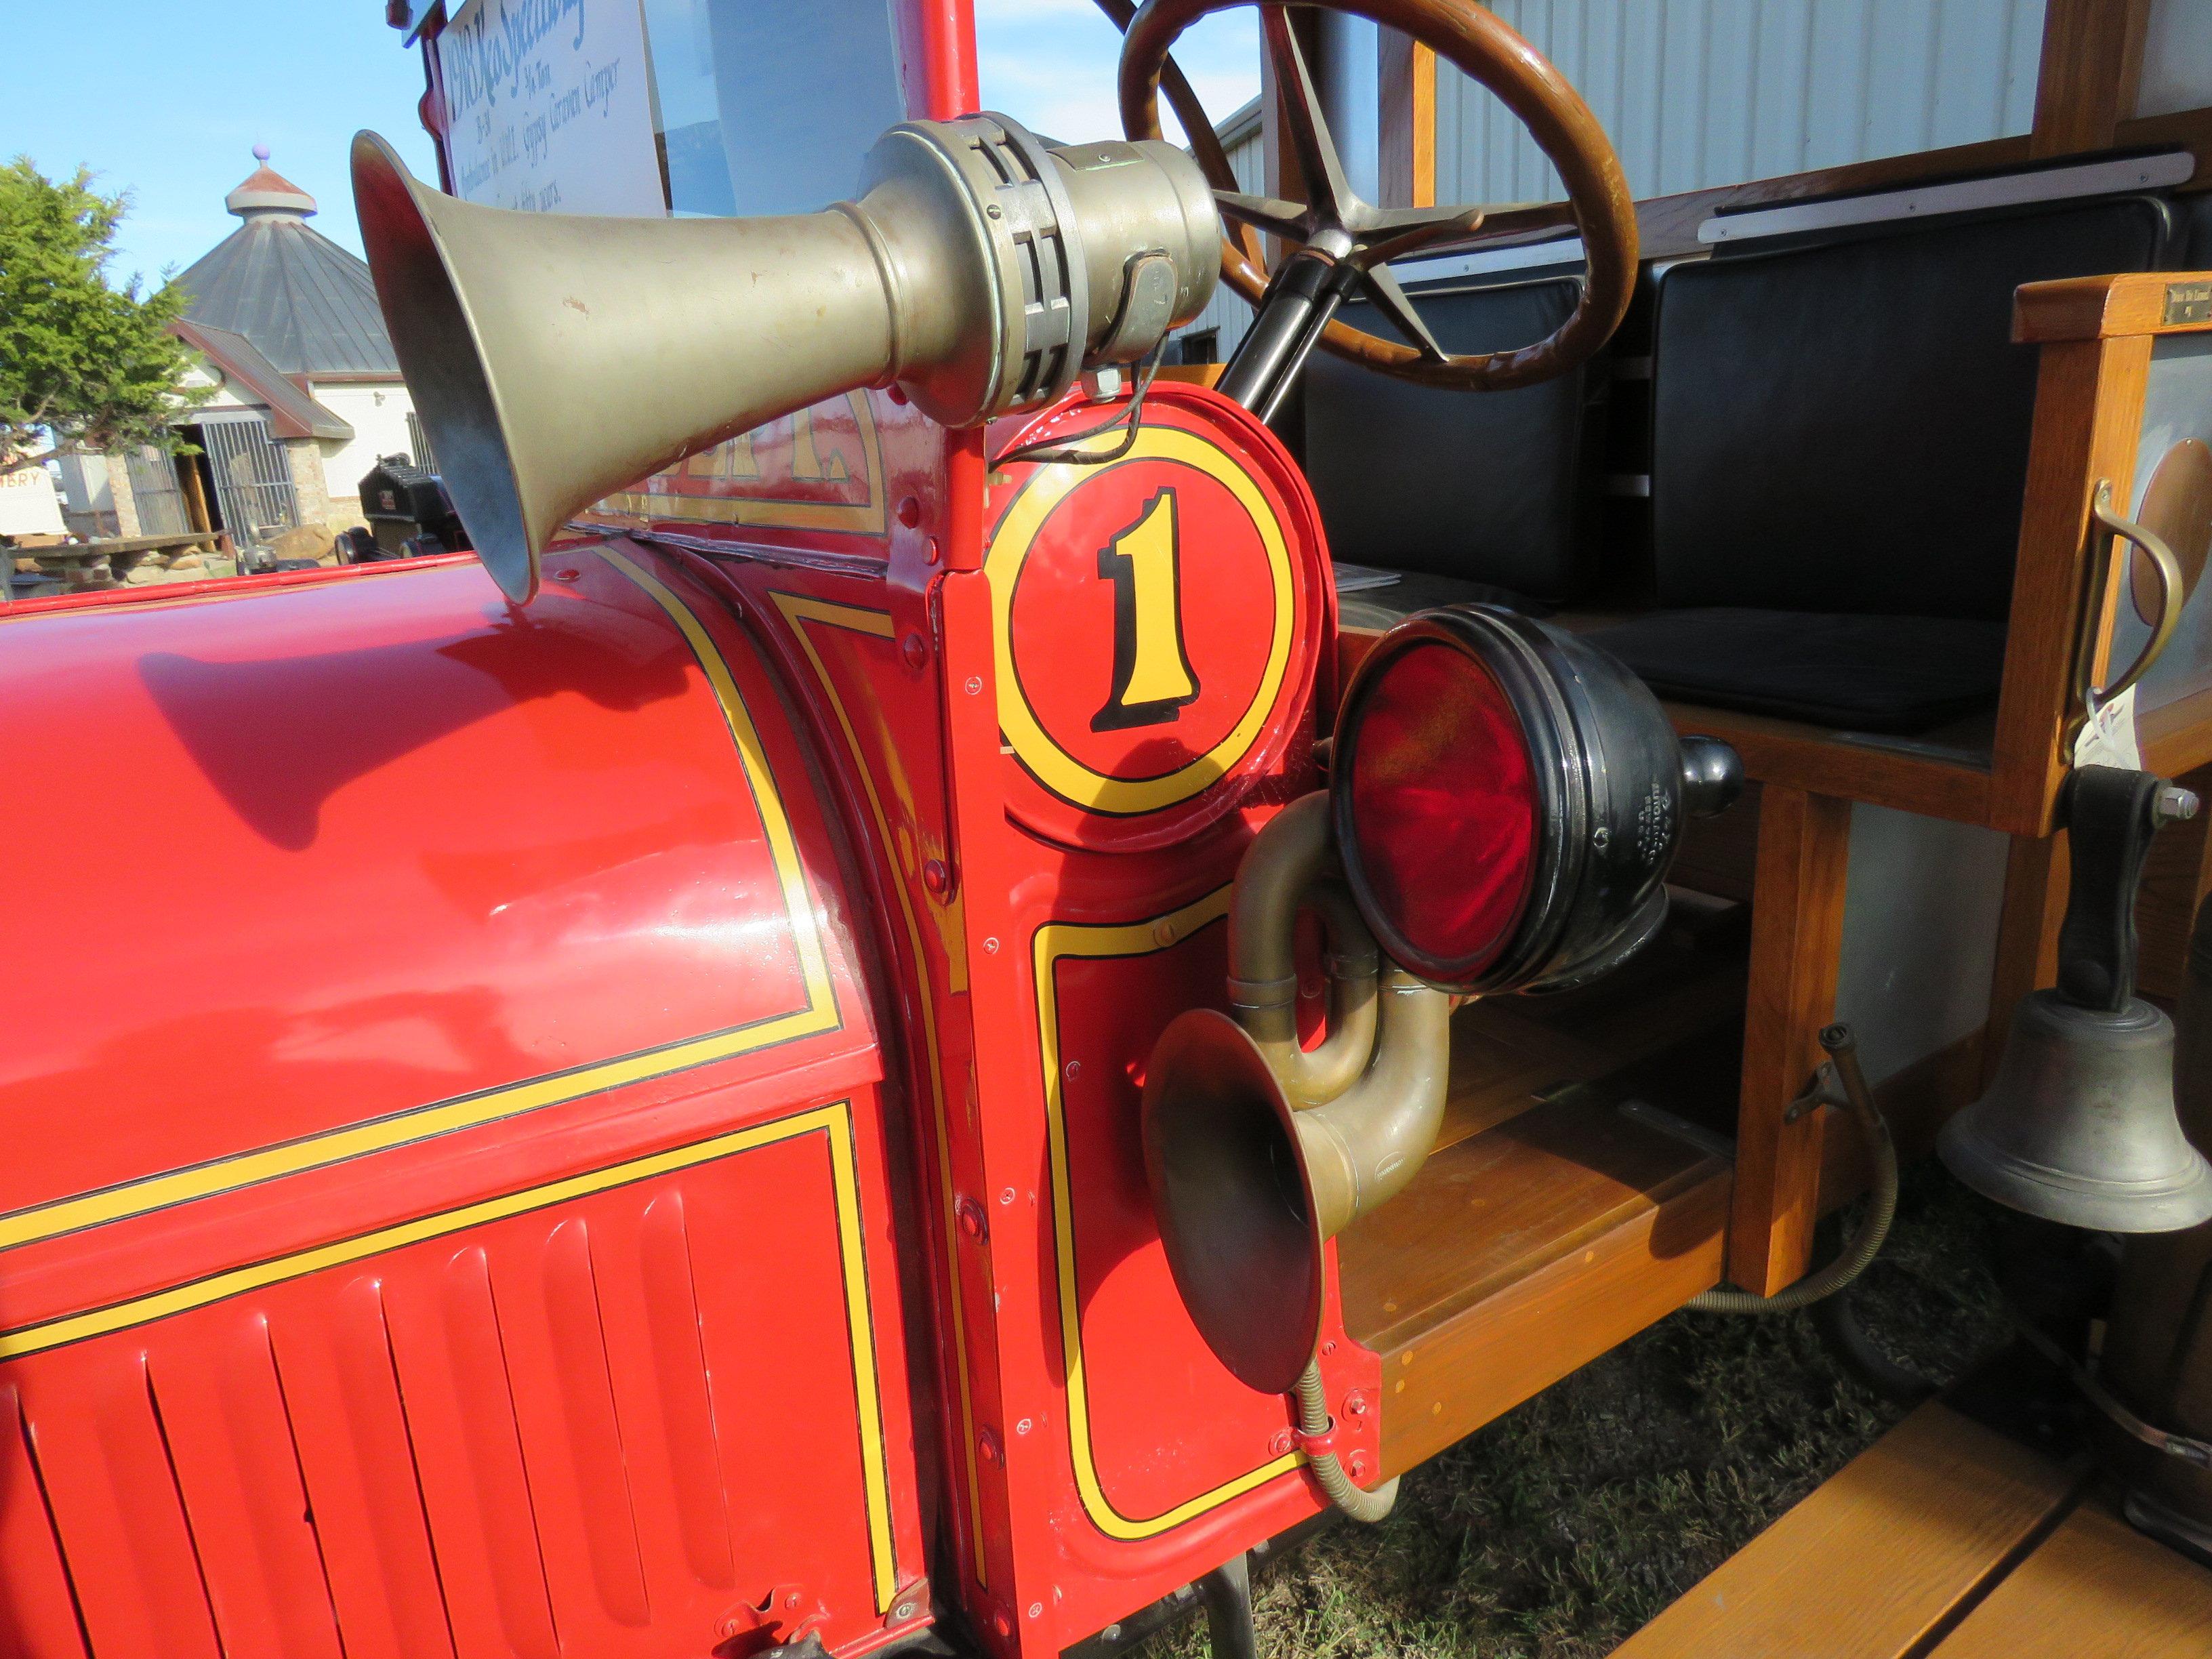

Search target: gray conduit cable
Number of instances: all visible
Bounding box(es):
[1689,1023,1900,1315]
[1294,1362,1399,1522]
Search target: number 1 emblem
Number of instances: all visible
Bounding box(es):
[1092,488,1200,732]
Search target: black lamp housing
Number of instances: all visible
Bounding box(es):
[1331,605,1741,996]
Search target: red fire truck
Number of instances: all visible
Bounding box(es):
[7,1,2212,1655]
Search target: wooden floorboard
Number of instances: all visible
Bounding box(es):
[1930,1496,2212,1658]
[1610,1403,2086,1659]
[1343,1093,1726,1355]
[1342,1090,1731,1478]
[1345,917,1749,1479]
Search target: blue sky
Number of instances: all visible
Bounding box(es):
[1,2,1255,289]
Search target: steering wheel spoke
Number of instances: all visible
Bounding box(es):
[1359,264,1449,362]
[1359,206,1488,268]
[1259,7,1354,230]
[1215,190,1314,242]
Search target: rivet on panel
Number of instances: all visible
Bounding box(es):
[901,632,928,670]
[897,495,923,529]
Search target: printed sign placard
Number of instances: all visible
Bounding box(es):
[0,462,66,538]
[438,0,664,216]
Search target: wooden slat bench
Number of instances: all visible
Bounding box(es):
[1612,1399,2212,1657]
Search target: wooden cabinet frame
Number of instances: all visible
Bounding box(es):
[1711,271,2212,1290]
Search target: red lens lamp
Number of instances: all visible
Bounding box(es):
[1332,607,1740,995]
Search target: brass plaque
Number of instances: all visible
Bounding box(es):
[2167,279,2212,327]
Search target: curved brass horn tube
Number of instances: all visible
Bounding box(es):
[1228,794,1385,1107]
[1224,792,1451,1176]
[1300,882,1381,1105]
[1217,790,1448,1526]
[1288,965,1452,1238]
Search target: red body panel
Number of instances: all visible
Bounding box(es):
[665,384,1378,1653]
[0,543,930,1656]
[0,5,1407,1654]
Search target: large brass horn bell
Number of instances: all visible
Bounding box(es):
[350,117,1218,602]
[1142,1006,1328,1396]
[1941,766,2212,1232]
[1141,795,1452,1396]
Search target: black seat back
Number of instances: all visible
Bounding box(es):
[2183,190,2212,269]
[1649,196,2175,621]
[1301,274,1597,603]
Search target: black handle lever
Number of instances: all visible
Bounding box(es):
[2057,766,2194,1012]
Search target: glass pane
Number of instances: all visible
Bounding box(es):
[640,0,905,218]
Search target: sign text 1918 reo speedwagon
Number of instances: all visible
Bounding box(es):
[7,1,2212,1654]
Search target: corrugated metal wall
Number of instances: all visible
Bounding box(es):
[1179,98,1265,361]
[1437,0,2049,208]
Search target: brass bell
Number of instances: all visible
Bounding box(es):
[1941,766,2212,1233]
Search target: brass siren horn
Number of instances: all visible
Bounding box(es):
[1942,766,2212,1232]
[1142,794,1453,1397]
[350,118,1219,601]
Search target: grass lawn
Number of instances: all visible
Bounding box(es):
[1162,1166,2011,1658]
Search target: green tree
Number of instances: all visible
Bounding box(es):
[0,157,203,477]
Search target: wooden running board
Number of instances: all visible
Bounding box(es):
[1340,914,1750,1479]
[1340,1090,1732,1479]
[1612,1401,2114,1659]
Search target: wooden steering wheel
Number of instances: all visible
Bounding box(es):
[1112,0,1638,391]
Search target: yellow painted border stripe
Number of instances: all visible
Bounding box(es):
[773,592,989,1588]
[598,546,839,1017]
[821,1098,903,1610]
[0,1099,901,1610]
[1033,888,1302,1540]
[0,543,838,1254]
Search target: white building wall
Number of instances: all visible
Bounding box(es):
[2139,0,2212,120]
[312,382,419,502]
[1177,98,1266,362]
[1437,0,2048,208]
[56,453,112,516]
[54,453,117,539]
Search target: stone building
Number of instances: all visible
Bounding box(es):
[112,148,424,559]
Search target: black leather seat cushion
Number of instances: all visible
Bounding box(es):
[1304,275,1593,603]
[1590,609,2009,733]
[1651,196,2173,622]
